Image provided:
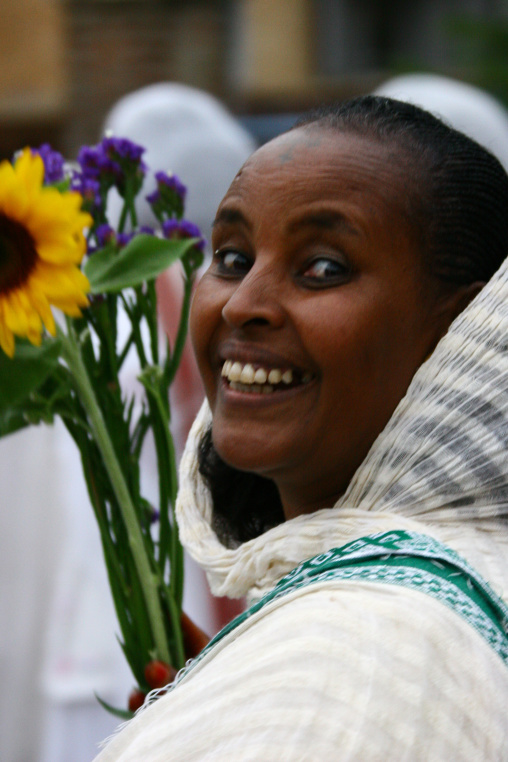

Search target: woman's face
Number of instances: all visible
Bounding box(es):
[191,126,452,519]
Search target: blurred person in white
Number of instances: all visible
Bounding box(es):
[375,72,508,171]
[0,85,254,762]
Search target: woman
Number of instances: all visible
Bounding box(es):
[95,97,508,760]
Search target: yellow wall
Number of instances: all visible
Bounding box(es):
[0,0,67,120]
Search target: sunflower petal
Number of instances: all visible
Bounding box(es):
[3,292,29,335]
[25,279,56,336]
[0,163,29,221]
[15,149,45,198]
[0,303,15,357]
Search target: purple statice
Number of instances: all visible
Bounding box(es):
[162,219,206,275]
[138,225,155,236]
[117,231,135,248]
[154,171,186,201]
[70,172,102,212]
[95,224,116,247]
[34,143,65,184]
[147,171,187,220]
[77,136,147,198]
[102,136,146,168]
[162,219,205,251]
[162,219,206,269]
[77,144,122,184]
[87,223,115,254]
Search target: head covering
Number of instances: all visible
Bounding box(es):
[176,252,508,603]
[103,83,257,246]
[375,73,508,171]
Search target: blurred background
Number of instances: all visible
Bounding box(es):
[3,0,508,159]
[3,1,508,761]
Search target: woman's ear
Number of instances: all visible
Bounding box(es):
[428,281,486,355]
[439,280,486,326]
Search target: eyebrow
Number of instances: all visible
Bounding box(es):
[212,208,359,236]
[212,207,251,230]
[287,211,359,236]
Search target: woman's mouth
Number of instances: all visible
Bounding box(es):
[221,359,313,395]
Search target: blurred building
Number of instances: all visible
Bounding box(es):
[2,0,508,159]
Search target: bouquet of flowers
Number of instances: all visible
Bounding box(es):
[0,137,208,716]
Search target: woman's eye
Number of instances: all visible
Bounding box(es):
[215,249,251,275]
[301,257,349,283]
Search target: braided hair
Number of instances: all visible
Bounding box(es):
[198,95,508,547]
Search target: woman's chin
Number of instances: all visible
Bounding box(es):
[211,426,287,477]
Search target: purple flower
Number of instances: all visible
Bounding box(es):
[147,172,187,220]
[70,172,102,210]
[87,223,115,254]
[155,171,186,200]
[77,144,121,183]
[95,224,116,247]
[33,143,65,184]
[76,136,147,199]
[117,231,135,248]
[162,219,205,250]
[102,136,146,168]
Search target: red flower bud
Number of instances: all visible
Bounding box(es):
[144,660,177,690]
[128,688,146,713]
[181,611,210,659]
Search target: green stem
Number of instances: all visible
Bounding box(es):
[118,201,129,235]
[166,274,193,386]
[59,324,170,664]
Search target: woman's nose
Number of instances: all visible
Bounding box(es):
[221,264,286,329]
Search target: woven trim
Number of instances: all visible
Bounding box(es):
[171,531,508,690]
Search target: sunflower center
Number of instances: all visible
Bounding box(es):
[0,213,38,294]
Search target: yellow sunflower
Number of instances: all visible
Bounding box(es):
[0,148,92,357]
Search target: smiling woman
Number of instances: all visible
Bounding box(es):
[94,97,508,761]
[193,100,504,543]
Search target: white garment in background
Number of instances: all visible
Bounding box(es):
[375,73,508,171]
[103,82,257,245]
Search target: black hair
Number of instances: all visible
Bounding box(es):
[296,95,508,286]
[198,95,508,548]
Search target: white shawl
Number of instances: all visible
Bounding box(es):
[95,257,508,761]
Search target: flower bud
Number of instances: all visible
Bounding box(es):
[144,660,177,690]
[128,688,146,713]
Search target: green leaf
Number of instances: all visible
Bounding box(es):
[85,235,198,293]
[0,408,29,437]
[0,339,61,411]
[94,693,134,720]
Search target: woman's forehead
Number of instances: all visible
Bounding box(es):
[223,126,411,210]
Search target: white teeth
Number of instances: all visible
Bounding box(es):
[267,369,282,384]
[254,367,268,384]
[229,361,243,382]
[239,363,255,383]
[221,359,232,377]
[222,359,311,390]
